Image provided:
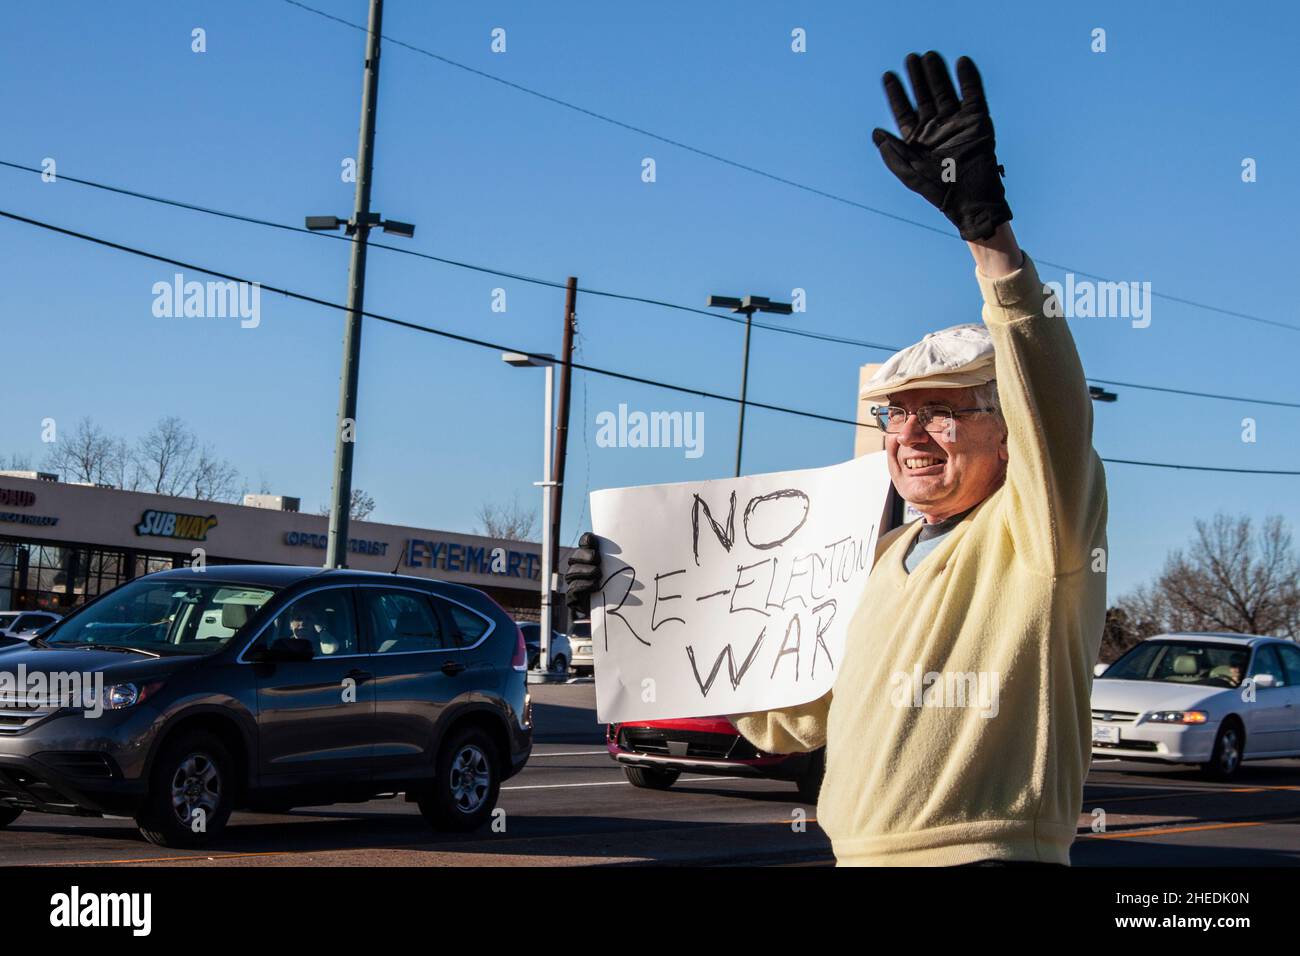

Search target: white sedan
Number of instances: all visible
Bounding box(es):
[1091,632,1300,779]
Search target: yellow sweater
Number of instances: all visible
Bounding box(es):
[732,253,1107,866]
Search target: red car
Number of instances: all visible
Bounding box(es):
[608,716,825,802]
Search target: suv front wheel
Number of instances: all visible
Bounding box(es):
[418,726,501,832]
[136,730,235,847]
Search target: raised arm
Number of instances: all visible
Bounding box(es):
[873,52,1104,572]
[970,227,1104,571]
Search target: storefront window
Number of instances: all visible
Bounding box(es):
[0,537,184,612]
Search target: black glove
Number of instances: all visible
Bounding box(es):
[563,531,602,619]
[871,51,1011,242]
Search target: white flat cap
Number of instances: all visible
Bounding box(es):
[859,323,996,403]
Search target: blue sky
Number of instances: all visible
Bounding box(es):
[2,0,1297,601]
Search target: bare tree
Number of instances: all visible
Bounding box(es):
[42,417,118,484]
[136,416,198,496]
[476,495,538,542]
[1098,605,1161,663]
[1117,514,1300,641]
[1,452,33,471]
[102,437,140,491]
[190,450,243,502]
[317,488,376,521]
[134,418,243,501]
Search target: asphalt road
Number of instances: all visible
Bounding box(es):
[2,683,1297,866]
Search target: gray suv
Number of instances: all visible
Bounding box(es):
[0,566,532,847]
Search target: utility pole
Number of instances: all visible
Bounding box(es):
[706,294,794,477]
[306,0,414,569]
[549,277,578,627]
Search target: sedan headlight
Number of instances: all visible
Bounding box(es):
[1146,710,1209,724]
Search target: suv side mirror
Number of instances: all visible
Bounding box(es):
[249,637,315,662]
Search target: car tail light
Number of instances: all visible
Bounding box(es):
[511,624,528,672]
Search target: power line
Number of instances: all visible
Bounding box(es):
[7,159,1298,412]
[281,0,1300,336]
[0,159,882,344]
[3,207,1296,477]
[1086,378,1300,412]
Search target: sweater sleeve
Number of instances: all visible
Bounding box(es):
[729,692,831,754]
[725,521,914,753]
[976,252,1104,573]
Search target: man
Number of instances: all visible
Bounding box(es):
[566,52,1107,866]
[288,605,341,656]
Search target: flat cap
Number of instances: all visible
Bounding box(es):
[858,323,996,403]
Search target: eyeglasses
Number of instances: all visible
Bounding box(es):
[870,404,998,434]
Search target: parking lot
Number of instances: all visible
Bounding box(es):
[0,682,1295,867]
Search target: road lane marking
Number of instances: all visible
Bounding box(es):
[1084,816,1300,840]
[1086,783,1300,804]
[530,750,609,757]
[35,850,293,866]
[504,776,733,791]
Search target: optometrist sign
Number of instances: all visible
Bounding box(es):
[589,452,893,723]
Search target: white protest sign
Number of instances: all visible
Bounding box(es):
[589,452,893,723]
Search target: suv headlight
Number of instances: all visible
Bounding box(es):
[1147,710,1208,724]
[99,681,165,710]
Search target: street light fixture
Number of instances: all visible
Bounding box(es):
[381,219,416,238]
[1089,386,1119,403]
[707,293,795,476]
[501,351,563,684]
[305,216,343,231]
[304,213,415,239]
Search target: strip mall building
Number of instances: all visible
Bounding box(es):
[0,473,569,623]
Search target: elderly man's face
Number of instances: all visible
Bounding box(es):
[883,385,1008,522]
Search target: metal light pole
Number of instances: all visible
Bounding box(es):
[706,294,794,476]
[548,278,578,631]
[502,352,561,683]
[305,0,415,569]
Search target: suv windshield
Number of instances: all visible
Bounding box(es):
[1104,641,1251,688]
[43,579,277,655]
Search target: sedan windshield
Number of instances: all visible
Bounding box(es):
[43,579,277,656]
[1104,641,1251,688]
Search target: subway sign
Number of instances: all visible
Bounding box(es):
[135,510,218,542]
[405,538,540,579]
